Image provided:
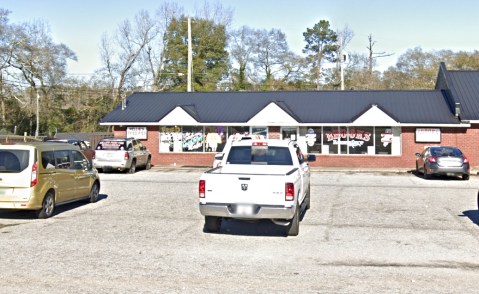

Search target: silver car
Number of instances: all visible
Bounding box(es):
[415,146,470,180]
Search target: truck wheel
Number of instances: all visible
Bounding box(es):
[128,160,136,174]
[36,192,55,219]
[286,206,300,236]
[205,216,222,233]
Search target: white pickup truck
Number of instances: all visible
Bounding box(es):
[199,139,315,236]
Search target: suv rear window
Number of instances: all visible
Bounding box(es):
[0,150,30,172]
[96,140,127,150]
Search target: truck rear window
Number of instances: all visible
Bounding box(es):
[0,150,30,172]
[226,146,293,165]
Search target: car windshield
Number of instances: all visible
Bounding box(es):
[0,150,30,172]
[226,146,293,165]
[430,147,463,157]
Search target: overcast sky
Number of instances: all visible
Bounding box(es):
[4,0,479,76]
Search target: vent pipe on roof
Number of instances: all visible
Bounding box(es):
[455,102,461,118]
[121,97,126,110]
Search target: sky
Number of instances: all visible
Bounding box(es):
[3,0,479,76]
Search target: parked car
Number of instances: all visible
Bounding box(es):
[0,142,100,218]
[415,146,470,180]
[92,137,151,173]
[46,138,94,162]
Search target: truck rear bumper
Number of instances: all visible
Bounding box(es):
[199,203,295,220]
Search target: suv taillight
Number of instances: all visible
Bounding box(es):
[92,151,95,159]
[31,162,38,187]
[199,180,206,198]
[124,152,129,160]
[285,183,294,201]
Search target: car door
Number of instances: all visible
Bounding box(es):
[134,140,147,166]
[418,148,429,171]
[53,149,77,202]
[70,150,91,198]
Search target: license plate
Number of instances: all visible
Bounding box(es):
[236,204,254,215]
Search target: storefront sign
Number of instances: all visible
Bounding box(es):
[127,127,147,139]
[415,128,441,143]
[326,128,372,143]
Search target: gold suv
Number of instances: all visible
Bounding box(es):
[0,142,100,218]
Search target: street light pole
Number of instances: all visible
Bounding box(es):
[35,90,39,138]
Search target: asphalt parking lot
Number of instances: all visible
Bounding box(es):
[1,168,479,293]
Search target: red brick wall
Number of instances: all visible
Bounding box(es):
[110,125,479,169]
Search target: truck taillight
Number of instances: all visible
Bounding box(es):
[31,162,38,187]
[252,142,268,146]
[199,180,206,198]
[285,183,294,201]
[124,152,129,160]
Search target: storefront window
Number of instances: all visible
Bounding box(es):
[282,127,298,140]
[228,126,249,137]
[348,127,373,154]
[205,126,226,152]
[375,127,393,155]
[302,127,321,153]
[323,127,338,154]
[339,127,348,154]
[182,126,203,152]
[251,126,268,137]
[159,126,182,152]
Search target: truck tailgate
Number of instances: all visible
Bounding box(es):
[203,165,298,206]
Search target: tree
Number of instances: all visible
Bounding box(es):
[98,9,159,104]
[7,19,76,136]
[229,26,256,90]
[252,28,292,89]
[159,16,229,91]
[303,20,338,90]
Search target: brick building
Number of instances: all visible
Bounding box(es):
[99,63,479,170]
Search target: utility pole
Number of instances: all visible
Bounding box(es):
[339,33,344,91]
[35,90,39,138]
[187,17,193,92]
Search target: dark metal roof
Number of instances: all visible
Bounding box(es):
[443,70,479,121]
[100,90,460,125]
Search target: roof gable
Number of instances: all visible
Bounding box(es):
[158,106,198,125]
[352,104,399,126]
[247,102,299,125]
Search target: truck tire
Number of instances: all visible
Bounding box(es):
[128,160,136,174]
[205,216,222,233]
[286,205,300,236]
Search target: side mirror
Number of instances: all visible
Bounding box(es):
[307,154,316,162]
[415,153,421,157]
[214,153,224,160]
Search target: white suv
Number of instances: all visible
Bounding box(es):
[92,138,151,173]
